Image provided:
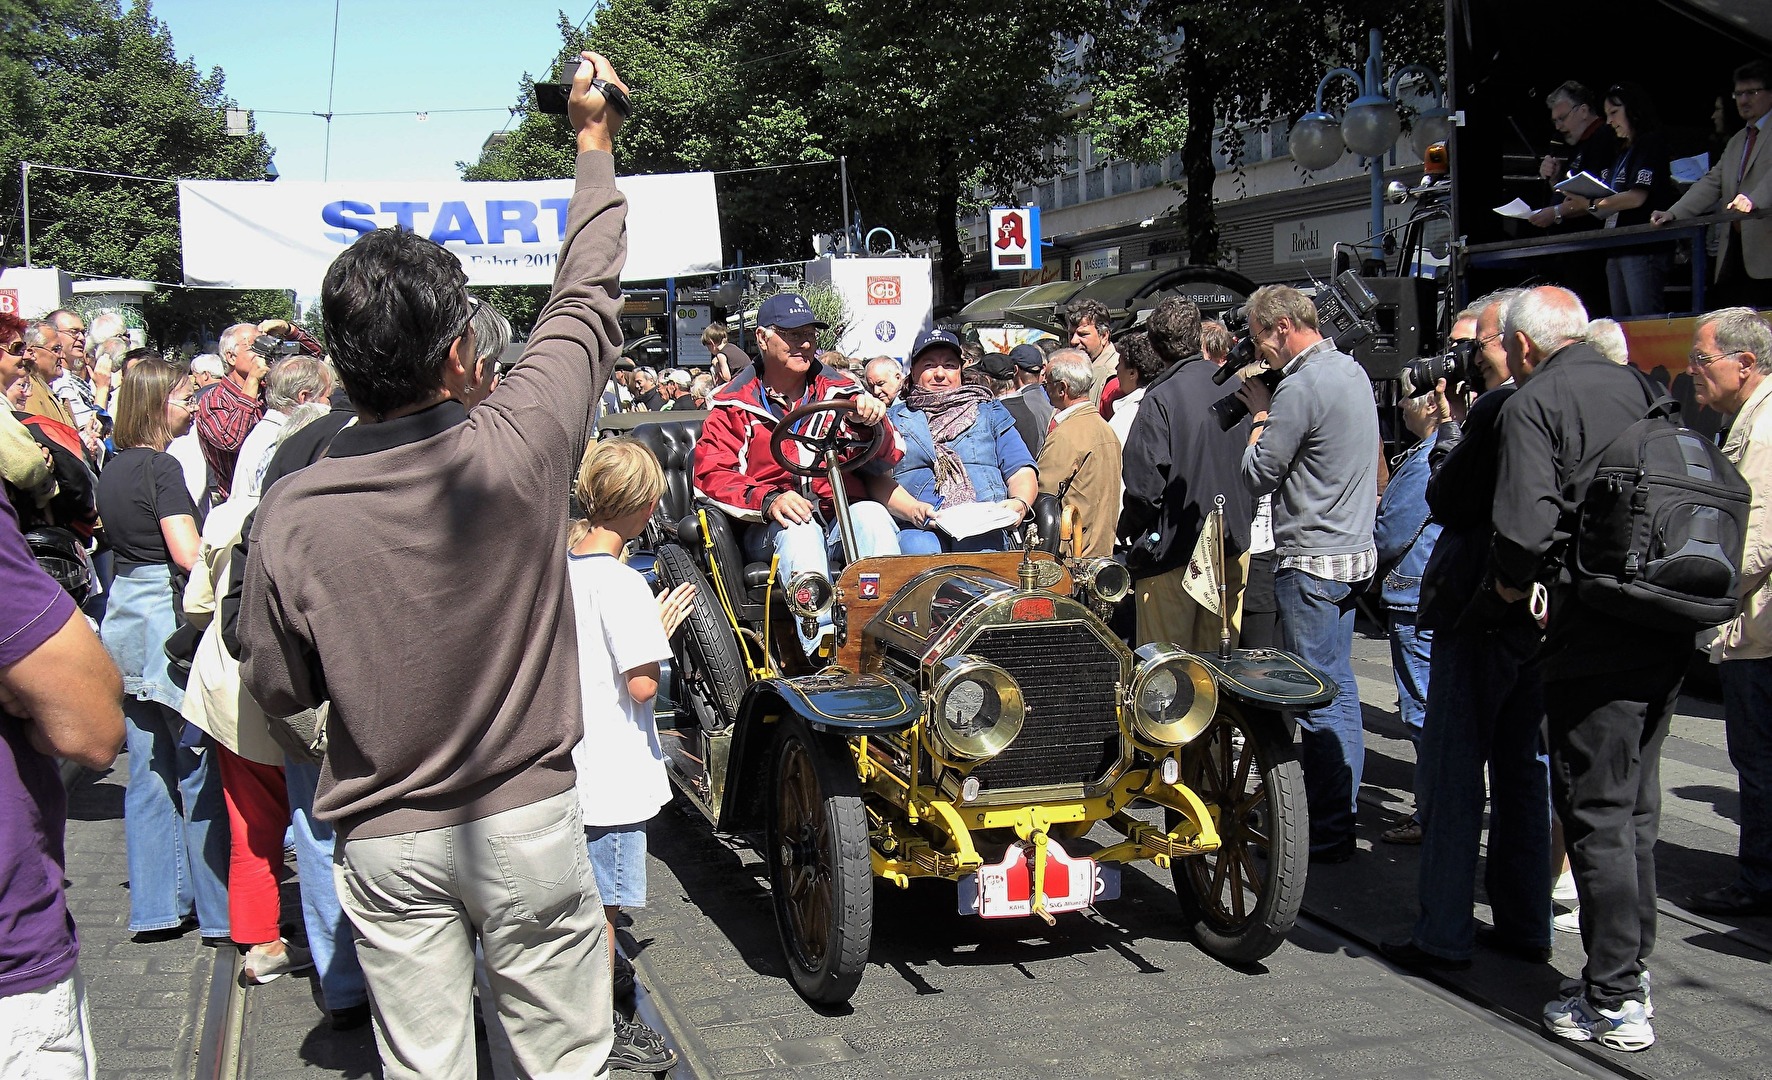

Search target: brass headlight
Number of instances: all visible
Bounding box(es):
[1128,644,1218,747]
[785,571,834,619]
[928,656,1025,760]
[1072,557,1131,605]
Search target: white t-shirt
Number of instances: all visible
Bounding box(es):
[568,552,673,827]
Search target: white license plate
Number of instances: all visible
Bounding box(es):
[956,840,1120,919]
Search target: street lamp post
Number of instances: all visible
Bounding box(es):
[1291,28,1448,269]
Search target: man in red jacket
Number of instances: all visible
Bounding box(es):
[694,293,903,653]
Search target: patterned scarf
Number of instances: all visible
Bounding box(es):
[906,383,993,507]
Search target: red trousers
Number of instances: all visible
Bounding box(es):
[215,746,287,946]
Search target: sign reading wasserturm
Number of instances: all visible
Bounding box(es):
[177,172,722,289]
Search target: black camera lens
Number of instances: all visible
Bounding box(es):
[1400,339,1480,398]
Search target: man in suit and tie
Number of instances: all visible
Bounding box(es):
[1652,60,1772,308]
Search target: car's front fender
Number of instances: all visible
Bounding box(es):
[717,672,921,833]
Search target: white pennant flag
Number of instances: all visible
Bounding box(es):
[1182,509,1224,616]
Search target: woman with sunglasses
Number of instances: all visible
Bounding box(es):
[95,356,229,944]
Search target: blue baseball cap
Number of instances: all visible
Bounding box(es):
[1008,343,1046,371]
[756,293,827,330]
[909,327,963,364]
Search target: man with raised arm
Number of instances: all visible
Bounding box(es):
[240,52,631,1080]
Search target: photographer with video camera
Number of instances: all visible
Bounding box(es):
[239,51,632,1078]
[1236,284,1379,863]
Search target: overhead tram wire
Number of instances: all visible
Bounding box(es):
[322,0,342,181]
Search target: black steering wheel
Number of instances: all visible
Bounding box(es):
[769,399,887,479]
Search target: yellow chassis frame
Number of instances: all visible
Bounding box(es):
[854,736,1222,924]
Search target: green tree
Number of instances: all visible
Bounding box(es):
[1086,2,1444,264]
[463,0,1088,308]
[0,0,292,347]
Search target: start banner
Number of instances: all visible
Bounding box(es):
[177,172,722,289]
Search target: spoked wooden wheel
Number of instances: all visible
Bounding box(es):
[1171,704,1306,964]
[766,717,872,1004]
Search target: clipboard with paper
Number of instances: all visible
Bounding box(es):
[1553,171,1617,200]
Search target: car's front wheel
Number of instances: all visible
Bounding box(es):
[1171,704,1306,964]
[766,716,872,1004]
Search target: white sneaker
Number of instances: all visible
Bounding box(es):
[1544,991,1654,1051]
[1552,869,1578,905]
[1560,971,1652,1019]
[1553,908,1581,934]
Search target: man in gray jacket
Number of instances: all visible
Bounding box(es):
[1236,285,1379,862]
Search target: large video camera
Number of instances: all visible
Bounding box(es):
[1398,338,1481,398]
[1208,270,1381,430]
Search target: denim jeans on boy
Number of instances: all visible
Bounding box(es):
[744,500,901,652]
[1274,568,1365,852]
[285,755,368,1011]
[123,698,229,936]
[1719,658,1772,897]
[1409,621,1551,961]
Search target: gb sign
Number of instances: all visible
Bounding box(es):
[988,206,1042,272]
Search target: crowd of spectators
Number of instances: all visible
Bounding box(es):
[6,46,1772,1080]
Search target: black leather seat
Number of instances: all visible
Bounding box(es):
[625,418,703,542]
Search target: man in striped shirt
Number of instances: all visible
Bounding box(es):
[194,323,266,501]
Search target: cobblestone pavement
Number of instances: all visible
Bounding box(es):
[61,631,1772,1079]
[62,756,215,1080]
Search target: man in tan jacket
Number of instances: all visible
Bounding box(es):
[1036,349,1121,558]
[1689,306,1772,917]
[1651,60,1772,308]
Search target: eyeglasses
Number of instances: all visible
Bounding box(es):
[167,391,196,411]
[1476,331,1505,348]
[1689,349,1744,368]
[1734,87,1770,100]
[1,339,24,356]
[457,294,481,340]
[1550,107,1573,124]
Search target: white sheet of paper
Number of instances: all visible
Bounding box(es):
[1493,198,1536,220]
[1672,153,1711,184]
[931,501,1020,540]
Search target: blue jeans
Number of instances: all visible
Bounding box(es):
[1389,611,1433,825]
[1718,659,1772,896]
[896,525,1010,555]
[1274,569,1364,851]
[744,501,901,652]
[123,699,229,936]
[1388,611,1431,745]
[285,756,368,1011]
[1606,250,1671,318]
[1410,622,1551,960]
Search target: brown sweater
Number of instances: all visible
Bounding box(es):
[239,151,626,839]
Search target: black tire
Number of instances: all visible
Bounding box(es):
[654,543,746,731]
[1171,704,1306,964]
[766,717,872,1005]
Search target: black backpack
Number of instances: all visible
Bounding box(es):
[1566,373,1750,632]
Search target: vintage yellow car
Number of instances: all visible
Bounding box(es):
[625,402,1334,1005]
